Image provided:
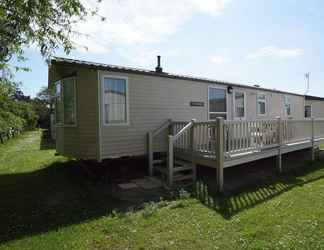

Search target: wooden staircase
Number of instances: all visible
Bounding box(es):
[152,153,195,188]
[147,119,197,189]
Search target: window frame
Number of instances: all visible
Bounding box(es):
[233,90,246,120]
[305,104,312,119]
[54,77,77,127]
[101,74,129,126]
[284,95,292,117]
[257,93,267,117]
[207,86,228,120]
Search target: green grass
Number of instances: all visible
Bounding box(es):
[1,131,324,249]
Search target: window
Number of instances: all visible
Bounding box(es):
[234,91,245,118]
[257,93,267,115]
[102,76,128,125]
[208,87,227,120]
[284,95,291,116]
[55,78,76,126]
[305,105,312,118]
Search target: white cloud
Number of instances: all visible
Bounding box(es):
[247,46,304,59]
[210,56,230,64]
[73,0,231,54]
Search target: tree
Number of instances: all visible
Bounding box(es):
[0,79,37,133]
[33,86,54,128]
[0,0,103,68]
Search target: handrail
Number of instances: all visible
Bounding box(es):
[152,119,172,137]
[172,119,196,141]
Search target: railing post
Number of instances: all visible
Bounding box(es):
[147,132,154,176]
[167,135,174,188]
[215,117,224,193]
[311,118,315,161]
[190,119,196,152]
[168,119,173,135]
[277,117,283,173]
[190,119,196,182]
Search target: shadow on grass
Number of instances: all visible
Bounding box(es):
[0,160,157,244]
[192,161,324,219]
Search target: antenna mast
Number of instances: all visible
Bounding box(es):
[304,72,310,95]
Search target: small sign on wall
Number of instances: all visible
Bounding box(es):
[190,101,204,107]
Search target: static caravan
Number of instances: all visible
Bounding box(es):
[305,95,324,118]
[49,56,306,162]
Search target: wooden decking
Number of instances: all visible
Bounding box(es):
[148,118,324,191]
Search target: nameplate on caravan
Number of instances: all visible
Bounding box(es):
[190,101,204,107]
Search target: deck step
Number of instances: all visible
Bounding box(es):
[173,174,194,182]
[155,165,192,173]
[153,159,165,165]
[173,165,193,172]
[174,159,191,165]
[155,165,167,174]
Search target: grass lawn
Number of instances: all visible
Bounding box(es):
[1,130,324,249]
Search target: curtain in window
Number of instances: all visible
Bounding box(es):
[305,105,311,118]
[55,78,76,125]
[235,92,245,118]
[208,88,227,120]
[103,78,127,124]
[63,78,76,125]
[257,94,266,115]
[284,96,291,116]
[55,82,64,124]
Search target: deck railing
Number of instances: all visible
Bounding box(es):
[171,118,324,158]
[224,120,279,156]
[149,117,324,190]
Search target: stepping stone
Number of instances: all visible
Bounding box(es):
[132,177,162,190]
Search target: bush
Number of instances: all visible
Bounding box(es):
[0,110,25,134]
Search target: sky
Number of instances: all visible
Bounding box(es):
[12,0,324,97]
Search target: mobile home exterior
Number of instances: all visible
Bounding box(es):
[49,57,307,161]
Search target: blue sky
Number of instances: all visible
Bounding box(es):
[13,0,324,97]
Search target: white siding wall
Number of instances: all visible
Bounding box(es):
[99,70,305,159]
[230,86,304,120]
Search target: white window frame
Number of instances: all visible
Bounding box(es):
[305,104,312,119]
[101,75,129,126]
[284,95,292,117]
[208,86,228,120]
[257,93,267,116]
[233,90,246,120]
[54,77,77,127]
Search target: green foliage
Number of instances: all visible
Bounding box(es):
[0,79,38,135]
[0,0,103,68]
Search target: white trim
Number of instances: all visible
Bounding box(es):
[54,77,77,127]
[257,92,267,117]
[97,71,102,162]
[207,85,228,120]
[233,90,246,120]
[101,74,129,126]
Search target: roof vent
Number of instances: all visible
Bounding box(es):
[254,84,260,88]
[155,55,163,73]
